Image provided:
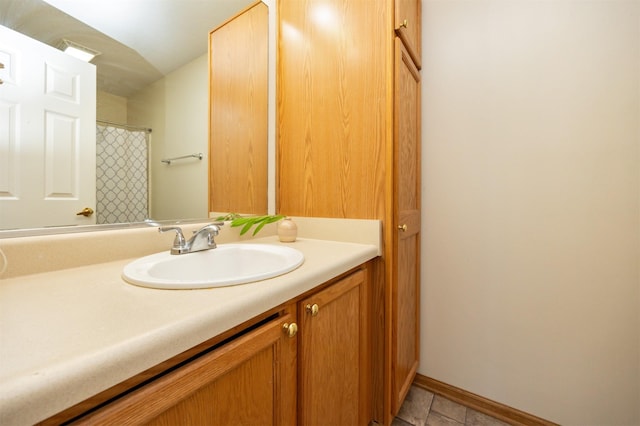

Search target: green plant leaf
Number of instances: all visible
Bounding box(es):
[252,215,284,235]
[240,220,255,235]
[231,216,255,226]
[218,214,286,236]
[252,221,267,235]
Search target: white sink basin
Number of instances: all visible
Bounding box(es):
[122,244,304,289]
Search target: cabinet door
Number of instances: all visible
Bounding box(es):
[395,0,422,69]
[391,38,421,415]
[73,311,297,425]
[299,269,370,426]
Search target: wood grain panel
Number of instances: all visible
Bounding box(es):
[391,38,421,416]
[393,230,419,412]
[209,1,268,215]
[298,269,370,425]
[395,44,421,216]
[277,0,388,219]
[369,257,387,423]
[150,347,275,425]
[41,307,289,425]
[72,311,297,425]
[276,1,422,423]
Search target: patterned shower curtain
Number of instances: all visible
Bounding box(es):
[96,125,149,224]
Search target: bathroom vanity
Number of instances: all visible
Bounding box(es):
[62,266,368,425]
[0,219,380,425]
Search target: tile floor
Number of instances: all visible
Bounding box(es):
[393,386,511,426]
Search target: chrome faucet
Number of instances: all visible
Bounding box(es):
[159,223,224,255]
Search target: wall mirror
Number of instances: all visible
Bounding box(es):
[0,0,274,237]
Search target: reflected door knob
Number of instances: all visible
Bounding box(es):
[76,207,94,217]
[398,224,408,232]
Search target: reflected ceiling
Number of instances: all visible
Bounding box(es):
[0,0,253,97]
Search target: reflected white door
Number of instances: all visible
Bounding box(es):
[0,25,96,230]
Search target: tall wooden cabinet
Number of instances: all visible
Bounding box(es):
[277,0,421,423]
[391,37,421,415]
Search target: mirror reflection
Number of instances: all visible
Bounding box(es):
[0,0,260,232]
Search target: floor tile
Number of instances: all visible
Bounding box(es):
[395,385,435,426]
[426,411,465,426]
[431,395,467,423]
[392,417,415,426]
[465,408,510,426]
[395,387,512,426]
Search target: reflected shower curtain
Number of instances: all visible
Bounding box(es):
[96,125,149,224]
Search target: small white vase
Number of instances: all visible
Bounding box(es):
[277,217,297,242]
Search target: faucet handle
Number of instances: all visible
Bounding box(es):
[193,222,224,235]
[202,222,224,245]
[158,226,186,251]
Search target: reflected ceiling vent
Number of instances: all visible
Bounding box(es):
[58,39,101,62]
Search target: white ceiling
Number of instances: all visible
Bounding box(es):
[42,0,253,75]
[0,0,254,97]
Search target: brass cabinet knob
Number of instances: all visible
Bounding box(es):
[76,207,94,217]
[400,19,408,28]
[283,322,298,338]
[398,224,408,232]
[305,303,319,317]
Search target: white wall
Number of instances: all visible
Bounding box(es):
[96,90,127,124]
[420,1,639,425]
[128,53,209,220]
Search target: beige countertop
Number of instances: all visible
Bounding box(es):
[0,218,380,425]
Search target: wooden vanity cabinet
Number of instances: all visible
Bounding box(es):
[72,309,298,426]
[62,266,371,425]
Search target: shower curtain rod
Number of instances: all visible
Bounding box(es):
[97,120,152,133]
